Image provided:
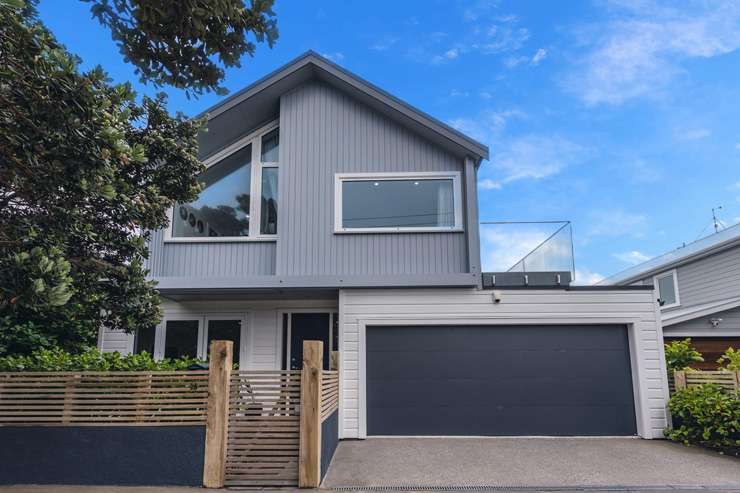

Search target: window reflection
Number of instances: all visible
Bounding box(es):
[172,145,252,237]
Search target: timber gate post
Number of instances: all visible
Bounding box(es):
[203,340,233,488]
[299,340,323,488]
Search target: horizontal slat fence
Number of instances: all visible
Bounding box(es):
[321,370,339,422]
[0,371,209,425]
[674,370,739,393]
[225,370,302,487]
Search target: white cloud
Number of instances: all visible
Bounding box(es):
[531,48,548,65]
[587,209,648,237]
[449,89,469,97]
[449,109,526,143]
[628,158,662,183]
[572,268,605,286]
[504,55,528,68]
[491,135,587,185]
[321,52,345,62]
[677,127,711,140]
[735,143,740,150]
[463,0,501,22]
[480,227,550,271]
[565,1,740,106]
[451,111,583,188]
[479,91,493,100]
[479,24,530,54]
[478,178,502,190]
[430,13,529,63]
[370,37,399,51]
[613,250,651,265]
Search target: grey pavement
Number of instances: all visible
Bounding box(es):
[322,437,740,490]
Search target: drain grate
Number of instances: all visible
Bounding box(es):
[331,484,740,492]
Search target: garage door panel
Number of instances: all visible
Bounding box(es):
[366,325,637,436]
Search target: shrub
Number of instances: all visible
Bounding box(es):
[664,338,704,371]
[665,384,740,454]
[0,347,203,372]
[717,347,740,371]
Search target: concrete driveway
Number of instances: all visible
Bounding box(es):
[323,437,740,490]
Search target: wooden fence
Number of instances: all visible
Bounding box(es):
[225,370,302,487]
[321,370,339,422]
[673,370,740,393]
[0,340,338,489]
[0,371,209,425]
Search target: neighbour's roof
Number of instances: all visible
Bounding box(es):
[600,222,740,285]
[196,51,489,162]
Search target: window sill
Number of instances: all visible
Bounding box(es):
[660,303,680,310]
[164,236,278,244]
[334,227,464,234]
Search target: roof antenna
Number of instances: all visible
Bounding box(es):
[712,206,724,233]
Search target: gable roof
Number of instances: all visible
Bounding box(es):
[196,51,489,162]
[600,222,740,285]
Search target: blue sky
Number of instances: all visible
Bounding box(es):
[38,0,740,283]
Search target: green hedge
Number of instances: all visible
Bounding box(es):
[0,347,203,372]
[665,384,740,455]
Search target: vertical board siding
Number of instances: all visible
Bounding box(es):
[278,81,468,277]
[338,288,669,440]
[145,229,276,278]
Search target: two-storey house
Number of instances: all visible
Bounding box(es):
[99,52,669,440]
[602,223,740,369]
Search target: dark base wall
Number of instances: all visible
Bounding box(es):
[0,426,205,485]
[320,410,339,481]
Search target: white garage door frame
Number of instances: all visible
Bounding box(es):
[354,315,650,439]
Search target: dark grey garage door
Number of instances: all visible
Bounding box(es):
[366,325,636,436]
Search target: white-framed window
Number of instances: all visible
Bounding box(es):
[165,120,279,242]
[654,269,680,309]
[139,314,247,363]
[334,172,464,233]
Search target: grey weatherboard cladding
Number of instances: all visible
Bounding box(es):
[277,81,469,278]
[146,80,477,286]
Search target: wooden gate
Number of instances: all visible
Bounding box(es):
[225,370,302,487]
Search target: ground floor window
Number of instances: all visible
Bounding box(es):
[205,318,243,365]
[136,315,247,363]
[133,326,156,356]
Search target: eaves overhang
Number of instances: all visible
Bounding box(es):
[196,51,489,163]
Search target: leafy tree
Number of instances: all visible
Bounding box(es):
[83,0,278,96]
[0,3,206,355]
[717,347,740,371]
[664,338,704,371]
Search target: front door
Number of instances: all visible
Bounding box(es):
[288,313,331,370]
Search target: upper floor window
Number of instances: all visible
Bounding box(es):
[168,123,279,241]
[334,172,463,233]
[655,269,680,309]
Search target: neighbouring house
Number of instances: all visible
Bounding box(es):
[600,223,740,369]
[99,52,669,439]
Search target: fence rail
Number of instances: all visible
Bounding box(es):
[673,370,740,393]
[321,370,339,422]
[225,370,302,487]
[0,371,209,425]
